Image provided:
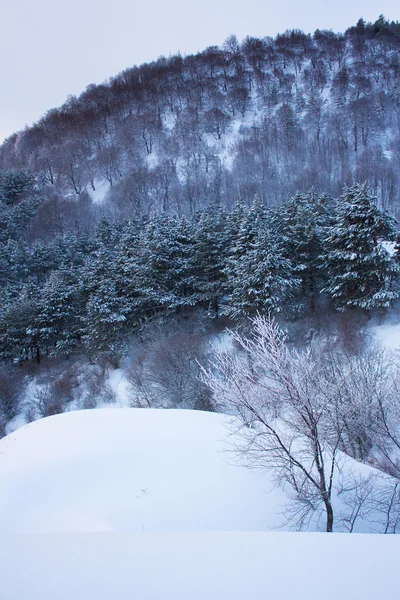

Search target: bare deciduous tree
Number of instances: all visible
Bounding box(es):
[202,315,400,532]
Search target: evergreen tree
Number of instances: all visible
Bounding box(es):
[36,266,85,357]
[321,183,399,311]
[273,191,332,313]
[0,283,41,362]
[83,233,130,358]
[189,205,230,318]
[0,170,35,206]
[138,214,185,314]
[227,223,298,317]
[114,217,147,326]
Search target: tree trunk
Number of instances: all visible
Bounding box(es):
[324,496,334,532]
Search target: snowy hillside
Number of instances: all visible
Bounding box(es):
[0,407,396,535]
[0,408,286,534]
[0,408,399,600]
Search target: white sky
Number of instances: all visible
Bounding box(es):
[0,0,398,142]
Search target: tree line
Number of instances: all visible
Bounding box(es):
[0,179,398,363]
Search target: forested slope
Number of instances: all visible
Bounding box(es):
[1,16,400,227]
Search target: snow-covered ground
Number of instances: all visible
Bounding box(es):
[0,531,398,600]
[0,407,395,534]
[0,408,286,534]
[368,307,400,351]
[1,407,399,599]
[87,178,111,203]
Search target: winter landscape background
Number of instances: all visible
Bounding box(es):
[1,13,400,599]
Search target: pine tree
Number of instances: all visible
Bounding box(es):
[224,197,268,303]
[138,214,184,314]
[189,205,230,318]
[0,283,41,362]
[321,183,399,311]
[83,231,131,358]
[273,191,332,313]
[36,266,85,357]
[227,223,298,317]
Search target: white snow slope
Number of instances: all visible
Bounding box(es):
[0,408,399,599]
[0,408,286,534]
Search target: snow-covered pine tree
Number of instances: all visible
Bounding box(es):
[224,196,267,298]
[136,214,188,316]
[321,183,399,311]
[273,190,332,313]
[0,282,41,362]
[35,266,85,357]
[83,223,130,358]
[189,205,229,318]
[227,222,298,317]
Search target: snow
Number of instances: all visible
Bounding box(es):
[382,240,396,256]
[368,308,400,351]
[0,531,398,600]
[0,406,396,534]
[87,178,111,203]
[107,367,131,406]
[0,408,286,534]
[1,407,399,599]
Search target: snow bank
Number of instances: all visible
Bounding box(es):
[1,408,399,599]
[0,408,286,534]
[1,407,397,537]
[0,531,398,600]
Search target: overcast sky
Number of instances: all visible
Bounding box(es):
[0,0,398,142]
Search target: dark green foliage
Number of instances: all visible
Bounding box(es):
[273,191,333,313]
[0,170,35,206]
[321,183,400,310]
[189,206,230,318]
[0,183,399,363]
[226,223,298,317]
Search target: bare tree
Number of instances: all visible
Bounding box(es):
[126,320,211,409]
[208,316,400,532]
[202,316,349,531]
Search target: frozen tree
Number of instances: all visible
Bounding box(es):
[202,316,349,531]
[202,316,400,532]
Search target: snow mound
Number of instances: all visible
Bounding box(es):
[1,408,399,600]
[0,407,396,536]
[0,408,286,534]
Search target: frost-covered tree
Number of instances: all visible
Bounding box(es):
[202,316,400,533]
[321,183,399,310]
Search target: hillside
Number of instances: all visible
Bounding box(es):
[1,16,400,228]
[0,407,398,535]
